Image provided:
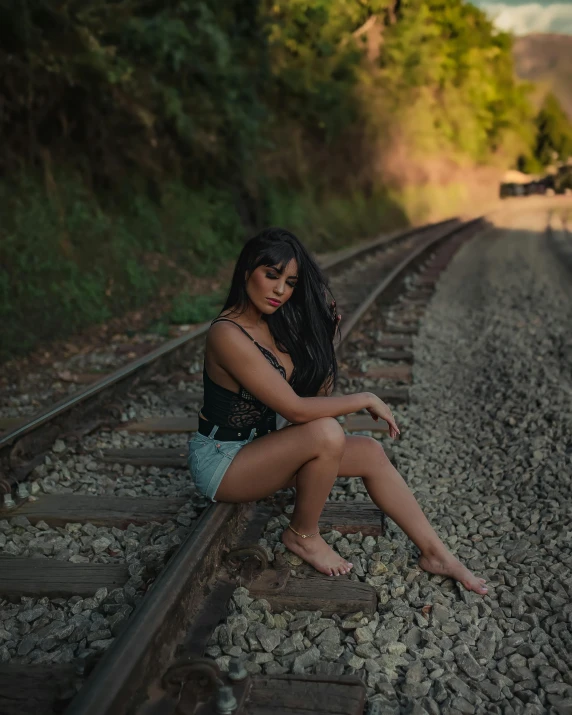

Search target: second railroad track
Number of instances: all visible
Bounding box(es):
[0,216,484,715]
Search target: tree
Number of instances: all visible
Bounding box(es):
[535,93,572,166]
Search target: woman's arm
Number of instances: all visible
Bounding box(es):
[316,375,334,397]
[208,323,399,434]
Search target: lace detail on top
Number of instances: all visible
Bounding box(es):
[250,343,286,380]
[201,318,288,430]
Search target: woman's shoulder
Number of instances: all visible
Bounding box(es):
[207,318,254,347]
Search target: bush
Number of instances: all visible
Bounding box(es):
[170,291,226,324]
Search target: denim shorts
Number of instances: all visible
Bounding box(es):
[188,424,257,502]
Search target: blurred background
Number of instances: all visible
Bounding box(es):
[1,0,571,362]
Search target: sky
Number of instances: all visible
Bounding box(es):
[469,1,572,35]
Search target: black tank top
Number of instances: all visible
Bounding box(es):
[201,318,291,430]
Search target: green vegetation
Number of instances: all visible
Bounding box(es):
[169,290,226,325]
[534,94,572,166]
[1,0,570,360]
[517,93,572,172]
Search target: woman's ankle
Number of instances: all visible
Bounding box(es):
[286,522,320,540]
[419,541,450,562]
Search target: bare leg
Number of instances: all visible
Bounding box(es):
[289,435,487,595]
[343,436,487,594]
[213,418,353,577]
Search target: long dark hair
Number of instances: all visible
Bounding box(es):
[221,227,339,397]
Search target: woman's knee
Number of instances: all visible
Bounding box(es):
[307,417,346,457]
[360,437,390,478]
[365,436,385,456]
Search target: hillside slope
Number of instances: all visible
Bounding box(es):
[513,33,572,120]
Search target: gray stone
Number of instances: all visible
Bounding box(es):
[289,616,312,632]
[306,619,335,639]
[354,626,374,644]
[90,638,114,650]
[404,627,423,647]
[16,606,46,623]
[91,537,112,554]
[455,647,487,681]
[346,654,365,669]
[552,699,572,715]
[431,604,450,625]
[401,680,431,698]
[450,696,475,714]
[273,631,303,656]
[318,642,344,660]
[255,625,282,653]
[51,622,76,640]
[477,679,503,701]
[477,630,496,660]
[405,660,424,683]
[315,662,345,677]
[315,626,340,645]
[447,676,477,703]
[17,635,39,656]
[264,661,289,675]
[292,646,321,672]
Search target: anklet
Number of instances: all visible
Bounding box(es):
[288,523,319,539]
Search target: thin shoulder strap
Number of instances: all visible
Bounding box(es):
[211,317,256,343]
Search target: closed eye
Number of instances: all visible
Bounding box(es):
[266,271,297,288]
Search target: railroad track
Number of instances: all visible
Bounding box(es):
[0,216,484,715]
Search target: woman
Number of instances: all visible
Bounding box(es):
[189,227,487,594]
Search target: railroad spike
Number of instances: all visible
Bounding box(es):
[3,492,15,510]
[227,658,248,682]
[215,685,238,714]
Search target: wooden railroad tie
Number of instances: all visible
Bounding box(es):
[0,500,384,603]
[9,494,187,528]
[131,383,409,408]
[8,497,383,535]
[258,576,377,617]
[101,447,188,468]
[368,386,409,403]
[382,324,418,334]
[0,664,77,715]
[103,407,406,466]
[372,349,413,362]
[118,411,400,436]
[378,335,413,349]
[0,559,128,598]
[348,364,412,383]
[158,671,365,715]
[226,674,365,714]
[403,290,432,300]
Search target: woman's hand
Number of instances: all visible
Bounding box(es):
[364,393,400,439]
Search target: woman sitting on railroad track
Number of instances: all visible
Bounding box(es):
[188,227,487,595]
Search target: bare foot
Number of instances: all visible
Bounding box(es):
[282,528,353,577]
[419,553,488,595]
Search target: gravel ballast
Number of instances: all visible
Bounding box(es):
[2,208,571,713]
[205,210,572,714]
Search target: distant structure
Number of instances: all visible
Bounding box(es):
[499,166,572,198]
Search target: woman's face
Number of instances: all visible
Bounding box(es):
[246,259,299,314]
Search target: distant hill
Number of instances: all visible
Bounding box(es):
[513,33,572,120]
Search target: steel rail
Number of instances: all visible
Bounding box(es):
[338,217,482,346]
[66,217,481,715]
[0,218,456,453]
